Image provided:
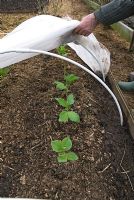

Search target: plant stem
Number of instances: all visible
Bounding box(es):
[64,66,69,97]
[64,65,66,78]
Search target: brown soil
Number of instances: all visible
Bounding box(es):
[0,0,134,199]
[0,0,47,13]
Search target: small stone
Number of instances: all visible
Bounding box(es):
[101,130,105,134]
[90,156,95,162]
[45,193,49,198]
[20,175,26,185]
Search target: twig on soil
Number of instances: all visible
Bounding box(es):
[3,165,15,171]
[55,192,59,199]
[99,163,111,173]
[31,141,44,150]
[120,144,134,192]
[89,133,94,138]
[107,131,113,135]
[121,171,130,174]
[49,135,52,141]
[88,96,100,106]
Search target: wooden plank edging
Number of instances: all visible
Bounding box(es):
[108,71,134,139]
[111,22,133,43]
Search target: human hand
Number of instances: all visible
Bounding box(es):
[74,13,99,36]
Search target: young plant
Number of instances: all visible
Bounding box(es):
[56,45,70,80]
[0,67,10,79]
[64,73,79,88]
[55,73,79,92]
[56,94,80,123]
[56,45,68,57]
[51,136,78,163]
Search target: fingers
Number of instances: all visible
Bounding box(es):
[84,32,91,36]
[73,25,90,36]
[73,13,98,36]
[79,30,90,36]
[73,26,91,36]
[73,26,81,34]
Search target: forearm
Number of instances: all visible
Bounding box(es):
[94,0,134,25]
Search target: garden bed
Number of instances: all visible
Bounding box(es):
[0,0,48,13]
[1,0,134,199]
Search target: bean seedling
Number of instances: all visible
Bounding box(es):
[53,47,80,163]
[56,45,70,79]
[0,67,10,79]
[51,136,78,163]
[55,73,79,92]
[56,94,80,123]
[56,45,68,57]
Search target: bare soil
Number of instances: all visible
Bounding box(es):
[0,0,48,13]
[0,0,134,199]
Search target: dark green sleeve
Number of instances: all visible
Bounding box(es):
[94,0,134,25]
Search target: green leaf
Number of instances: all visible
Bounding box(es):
[58,153,68,163]
[67,94,74,106]
[54,81,67,90]
[67,152,79,161]
[68,111,80,123]
[57,45,68,56]
[64,74,79,85]
[59,111,68,122]
[51,140,63,153]
[56,98,67,108]
[62,137,72,151]
[0,67,10,79]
